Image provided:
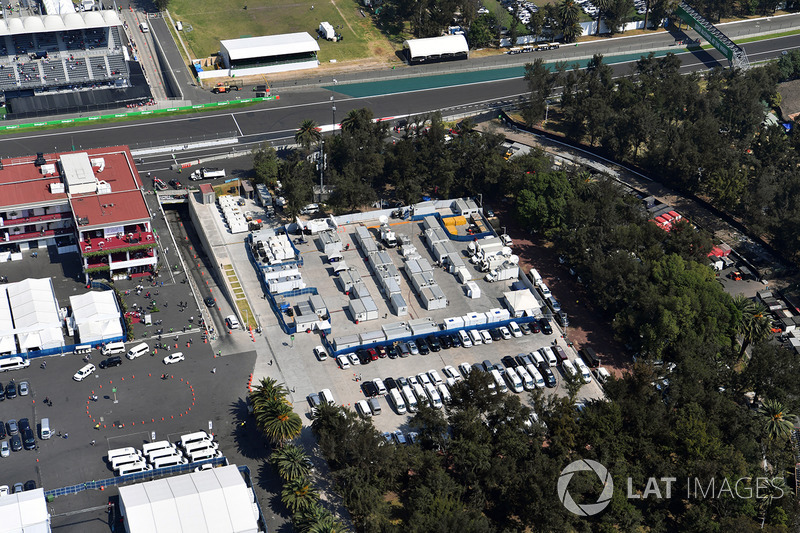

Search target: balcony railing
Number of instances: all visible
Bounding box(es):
[81,232,155,255]
[4,228,71,242]
[1,212,71,228]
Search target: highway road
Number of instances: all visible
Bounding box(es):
[0,33,797,159]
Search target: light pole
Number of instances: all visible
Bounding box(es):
[330,96,336,134]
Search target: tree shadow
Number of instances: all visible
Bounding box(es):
[228,398,271,460]
[258,460,292,520]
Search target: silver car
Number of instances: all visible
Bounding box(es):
[18,381,28,396]
[0,440,9,457]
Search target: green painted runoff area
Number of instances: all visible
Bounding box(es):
[325,48,685,98]
[0,96,278,133]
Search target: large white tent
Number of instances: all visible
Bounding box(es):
[6,278,64,351]
[119,465,260,533]
[0,488,50,533]
[220,33,319,62]
[403,34,468,63]
[503,289,541,318]
[0,286,16,355]
[69,291,122,344]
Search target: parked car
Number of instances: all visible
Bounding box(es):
[498,326,512,340]
[10,434,22,452]
[508,322,523,337]
[23,480,35,491]
[376,345,388,358]
[384,377,398,391]
[439,335,452,349]
[0,421,5,439]
[416,338,430,355]
[348,353,360,366]
[307,393,321,409]
[459,362,472,377]
[393,430,407,445]
[73,363,96,381]
[501,355,518,369]
[362,381,379,398]
[7,419,18,435]
[336,355,351,369]
[313,345,328,361]
[443,365,459,381]
[537,362,557,387]
[163,352,185,365]
[407,340,419,355]
[449,333,462,348]
[12,483,23,494]
[428,370,443,386]
[18,382,28,396]
[5,381,16,399]
[539,318,553,335]
[519,322,532,335]
[489,328,503,341]
[530,321,541,334]
[0,440,8,457]
[372,378,387,395]
[99,356,123,369]
[356,349,371,365]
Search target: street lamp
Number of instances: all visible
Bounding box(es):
[330,96,336,133]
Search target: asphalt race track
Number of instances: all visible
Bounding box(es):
[0,33,797,156]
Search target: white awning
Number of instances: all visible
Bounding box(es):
[70,291,123,344]
[119,465,259,533]
[403,34,468,60]
[0,10,120,36]
[221,32,319,61]
[0,488,49,533]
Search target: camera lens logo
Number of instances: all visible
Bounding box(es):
[558,459,614,516]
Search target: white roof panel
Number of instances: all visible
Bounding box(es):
[403,34,468,59]
[0,10,118,36]
[221,32,320,61]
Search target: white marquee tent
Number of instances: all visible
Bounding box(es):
[69,291,122,344]
[119,465,260,533]
[503,289,541,318]
[403,34,468,62]
[6,278,64,351]
[0,286,16,355]
[0,488,50,533]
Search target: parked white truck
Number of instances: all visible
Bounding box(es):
[484,262,520,282]
[190,167,226,180]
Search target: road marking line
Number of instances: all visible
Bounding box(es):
[230,114,244,136]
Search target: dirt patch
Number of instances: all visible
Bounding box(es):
[495,204,630,378]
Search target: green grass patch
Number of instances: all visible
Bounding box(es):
[169,0,396,62]
[235,299,258,328]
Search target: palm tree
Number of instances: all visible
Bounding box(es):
[250,377,289,411]
[759,399,796,441]
[733,294,772,358]
[281,476,319,514]
[262,401,303,447]
[308,515,349,533]
[558,0,582,42]
[594,0,609,34]
[271,444,311,481]
[295,119,322,152]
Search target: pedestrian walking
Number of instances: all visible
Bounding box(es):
[90,440,95,446]
[211,368,216,374]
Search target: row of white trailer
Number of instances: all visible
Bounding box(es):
[218,196,249,234]
[352,224,410,318]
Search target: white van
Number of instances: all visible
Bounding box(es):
[107,447,140,462]
[401,385,418,412]
[530,268,543,286]
[320,388,335,404]
[530,350,545,367]
[0,357,30,372]
[539,282,552,298]
[175,20,183,31]
[490,369,508,393]
[118,461,151,475]
[508,321,522,337]
[185,440,219,455]
[562,359,578,378]
[389,389,407,414]
[139,21,149,33]
[413,383,429,407]
[458,330,472,347]
[356,399,372,417]
[40,418,51,440]
[526,363,545,388]
[142,440,176,457]
[189,448,221,462]
[424,383,442,409]
[540,346,558,367]
[504,367,524,393]
[153,454,187,469]
[437,383,451,404]
[516,366,535,391]
[101,341,126,356]
[113,453,145,471]
[468,329,482,346]
[574,358,592,383]
[148,447,182,463]
[179,431,212,449]
[126,342,149,360]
